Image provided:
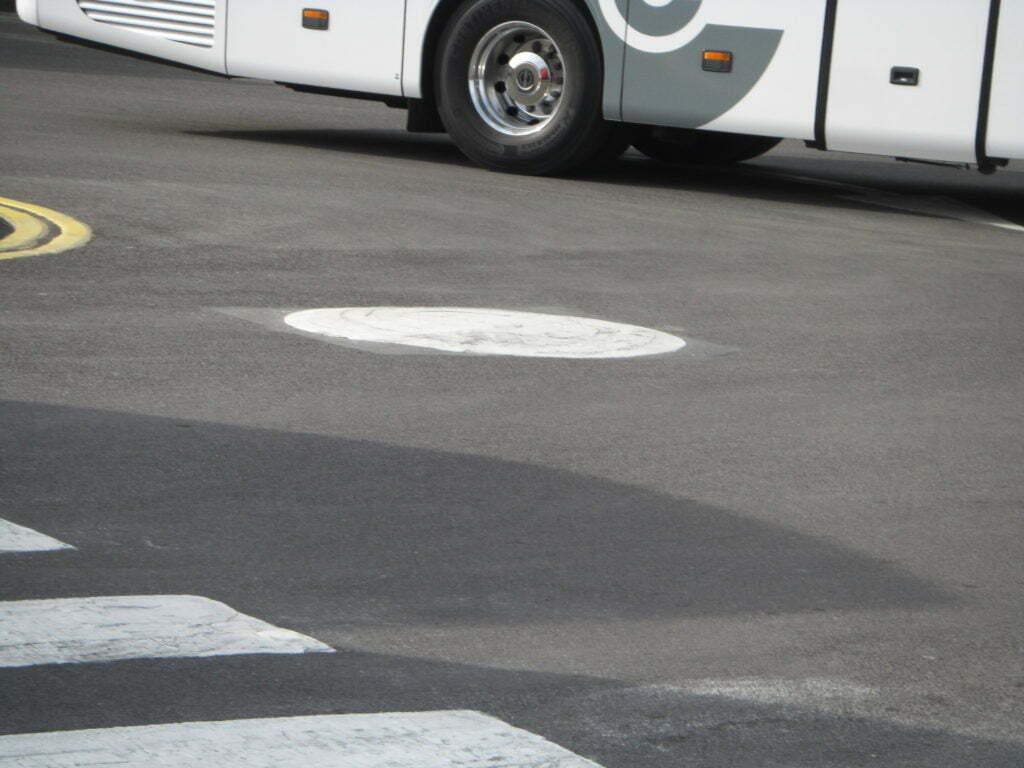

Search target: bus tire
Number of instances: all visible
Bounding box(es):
[633,127,782,166]
[436,0,617,175]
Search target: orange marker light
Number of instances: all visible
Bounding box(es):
[702,50,733,73]
[302,8,329,30]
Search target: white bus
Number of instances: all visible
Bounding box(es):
[15,0,1024,175]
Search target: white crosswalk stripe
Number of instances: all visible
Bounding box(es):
[0,519,74,553]
[0,712,603,768]
[0,595,333,668]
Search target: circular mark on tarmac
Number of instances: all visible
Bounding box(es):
[284,307,687,359]
[0,197,92,261]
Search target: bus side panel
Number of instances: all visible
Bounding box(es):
[619,0,826,140]
[987,0,1024,160]
[226,1,404,95]
[36,0,227,74]
[402,0,627,121]
[825,0,989,164]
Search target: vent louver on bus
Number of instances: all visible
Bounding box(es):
[76,0,216,48]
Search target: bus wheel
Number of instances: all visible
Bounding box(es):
[436,0,617,175]
[633,127,782,166]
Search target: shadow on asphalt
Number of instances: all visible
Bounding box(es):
[1,411,1019,767]
[1,400,950,627]
[2,651,1023,767]
[186,128,1024,226]
[188,128,475,170]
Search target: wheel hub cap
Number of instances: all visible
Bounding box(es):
[509,52,551,105]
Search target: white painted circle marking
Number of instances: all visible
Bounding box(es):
[284,308,686,359]
[597,0,707,54]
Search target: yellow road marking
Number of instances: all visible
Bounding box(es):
[0,197,92,260]
[0,205,49,252]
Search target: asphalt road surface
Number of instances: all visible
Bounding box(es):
[2,12,1023,767]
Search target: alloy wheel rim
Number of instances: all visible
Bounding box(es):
[468,21,568,137]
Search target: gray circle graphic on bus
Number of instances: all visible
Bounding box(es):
[614,0,702,38]
[600,0,707,53]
